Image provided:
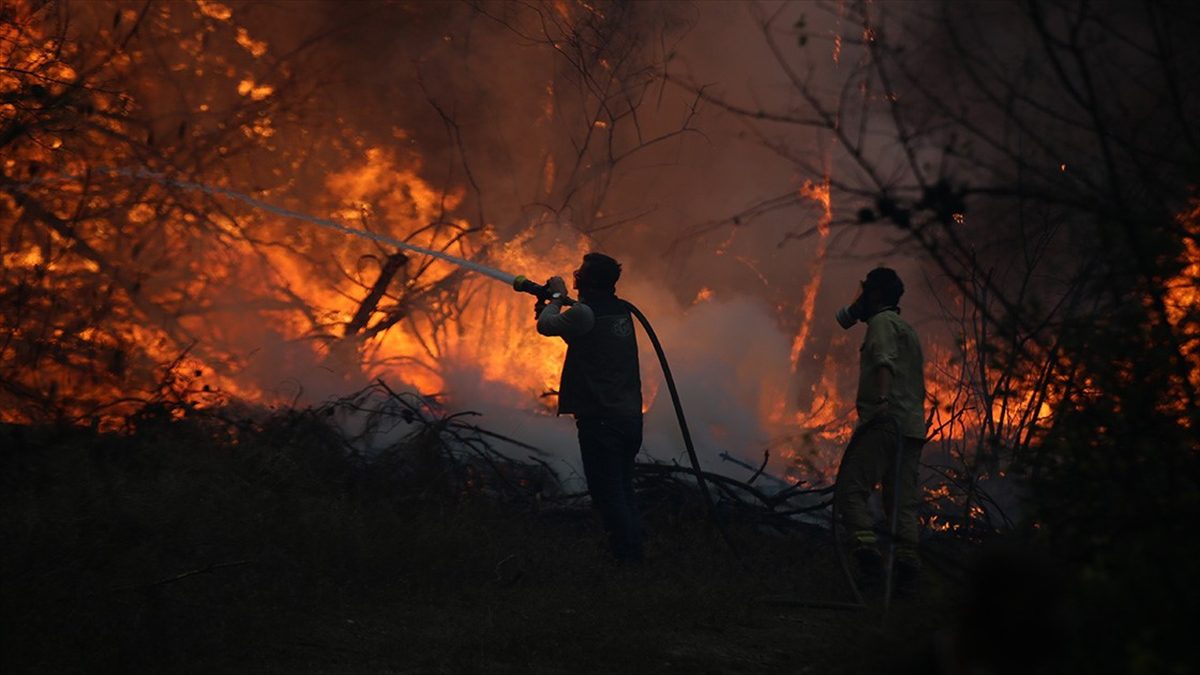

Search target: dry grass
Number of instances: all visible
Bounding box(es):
[0,414,978,674]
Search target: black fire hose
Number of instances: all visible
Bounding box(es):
[513,277,719,525]
[629,291,907,617]
[621,300,717,512]
[515,277,906,613]
[882,414,906,618]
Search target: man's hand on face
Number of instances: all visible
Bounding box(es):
[546,276,568,298]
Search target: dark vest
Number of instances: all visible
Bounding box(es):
[558,293,642,417]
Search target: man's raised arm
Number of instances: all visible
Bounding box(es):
[537,300,594,337]
[535,275,595,338]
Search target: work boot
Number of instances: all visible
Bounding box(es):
[853,546,883,591]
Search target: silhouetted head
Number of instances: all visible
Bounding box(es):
[574,252,621,296]
[837,266,906,328]
[862,266,904,312]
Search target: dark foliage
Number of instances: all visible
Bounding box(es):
[1,405,955,674]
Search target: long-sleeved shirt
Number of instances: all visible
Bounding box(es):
[537,300,595,338]
[856,307,927,439]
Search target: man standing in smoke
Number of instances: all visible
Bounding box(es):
[536,253,644,563]
[833,267,927,590]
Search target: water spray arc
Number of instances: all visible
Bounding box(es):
[5,166,520,283]
[131,169,521,287]
[510,277,717,512]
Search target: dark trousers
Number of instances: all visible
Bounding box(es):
[576,415,643,562]
[834,418,925,562]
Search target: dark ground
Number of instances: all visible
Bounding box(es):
[0,419,1011,674]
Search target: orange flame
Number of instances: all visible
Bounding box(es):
[788,178,832,373]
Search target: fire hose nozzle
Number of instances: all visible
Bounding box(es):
[512,275,575,305]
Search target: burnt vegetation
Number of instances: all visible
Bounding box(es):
[1,0,1198,673]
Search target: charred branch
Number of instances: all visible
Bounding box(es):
[344,251,408,338]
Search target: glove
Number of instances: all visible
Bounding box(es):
[545,276,568,297]
[533,297,549,319]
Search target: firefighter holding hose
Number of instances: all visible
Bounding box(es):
[533,253,644,564]
[833,267,928,593]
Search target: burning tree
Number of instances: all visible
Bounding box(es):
[0,0,708,430]
[0,0,347,423]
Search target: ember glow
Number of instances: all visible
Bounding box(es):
[1165,201,1200,399]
